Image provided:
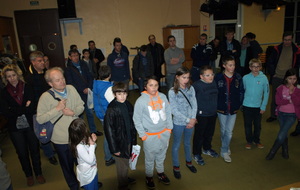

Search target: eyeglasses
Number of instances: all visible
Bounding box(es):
[202,73,215,77]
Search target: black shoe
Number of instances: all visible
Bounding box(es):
[98,182,103,188]
[157,172,170,185]
[266,117,277,122]
[146,177,155,189]
[186,164,197,173]
[128,177,136,184]
[49,156,58,165]
[290,131,300,136]
[105,158,115,166]
[92,131,103,136]
[173,169,181,179]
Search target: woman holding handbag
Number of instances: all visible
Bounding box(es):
[0,64,45,186]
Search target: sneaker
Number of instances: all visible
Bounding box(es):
[256,143,264,149]
[221,153,232,163]
[36,175,46,184]
[128,177,136,184]
[193,154,205,165]
[105,158,115,166]
[27,176,34,186]
[186,164,197,173]
[48,156,58,165]
[202,149,219,158]
[146,177,155,189]
[266,117,277,122]
[173,168,181,179]
[157,172,170,185]
[228,149,231,155]
[245,143,252,150]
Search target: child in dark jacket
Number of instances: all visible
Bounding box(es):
[215,55,244,163]
[104,82,137,190]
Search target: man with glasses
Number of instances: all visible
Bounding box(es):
[266,32,300,126]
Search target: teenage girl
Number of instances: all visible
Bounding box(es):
[168,66,197,179]
[69,118,99,189]
[266,68,300,160]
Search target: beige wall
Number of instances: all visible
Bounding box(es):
[0,0,286,57]
[242,3,285,51]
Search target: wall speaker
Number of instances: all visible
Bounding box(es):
[57,0,76,19]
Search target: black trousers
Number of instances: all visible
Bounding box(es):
[243,106,262,144]
[193,115,217,155]
[53,143,78,190]
[9,127,42,177]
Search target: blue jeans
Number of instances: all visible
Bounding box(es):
[41,141,55,159]
[172,124,194,167]
[83,173,98,190]
[276,112,296,144]
[82,104,97,133]
[100,120,114,161]
[166,73,175,90]
[218,113,237,155]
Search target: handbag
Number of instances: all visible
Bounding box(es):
[33,90,63,144]
[16,114,30,129]
[129,144,141,170]
[179,90,192,108]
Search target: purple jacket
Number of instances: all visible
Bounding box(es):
[275,85,300,119]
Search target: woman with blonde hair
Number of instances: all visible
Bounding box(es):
[1,64,45,186]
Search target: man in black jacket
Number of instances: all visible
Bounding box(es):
[25,51,58,165]
[88,40,105,79]
[65,49,102,136]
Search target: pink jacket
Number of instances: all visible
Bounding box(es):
[275,85,300,119]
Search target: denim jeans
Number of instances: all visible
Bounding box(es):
[166,73,175,90]
[82,104,97,133]
[276,112,296,144]
[218,113,237,155]
[243,106,262,144]
[83,173,98,190]
[172,124,194,167]
[100,120,114,161]
[41,141,55,159]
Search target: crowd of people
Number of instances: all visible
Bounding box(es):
[0,30,300,190]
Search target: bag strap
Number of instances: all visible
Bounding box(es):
[179,90,192,108]
[47,90,63,124]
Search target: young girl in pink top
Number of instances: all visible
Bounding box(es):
[266,68,300,160]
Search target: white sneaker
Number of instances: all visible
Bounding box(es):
[222,153,232,163]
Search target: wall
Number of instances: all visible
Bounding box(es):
[242,3,285,51]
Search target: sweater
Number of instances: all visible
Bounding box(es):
[168,86,197,125]
[76,143,97,187]
[93,80,113,120]
[164,46,185,74]
[107,51,130,82]
[193,79,218,116]
[191,43,212,68]
[275,85,300,119]
[243,71,269,111]
[133,91,172,138]
[36,85,84,144]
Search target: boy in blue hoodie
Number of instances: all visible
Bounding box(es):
[242,59,269,150]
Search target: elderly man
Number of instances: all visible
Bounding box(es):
[36,67,84,190]
[25,51,57,165]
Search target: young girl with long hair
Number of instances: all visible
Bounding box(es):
[69,118,99,189]
[168,66,197,179]
[266,68,300,160]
